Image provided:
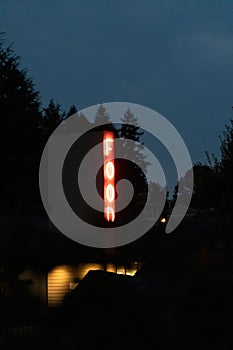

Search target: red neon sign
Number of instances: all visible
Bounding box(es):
[103,131,115,222]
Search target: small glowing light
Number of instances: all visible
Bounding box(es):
[160,217,166,223]
[105,161,114,180]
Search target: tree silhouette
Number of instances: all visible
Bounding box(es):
[118,108,150,198]
[191,164,221,209]
[94,104,111,125]
[66,104,78,118]
[0,35,43,213]
[0,35,42,154]
[207,118,233,223]
[119,108,150,175]
[93,104,116,133]
[205,117,233,211]
[148,181,169,218]
[218,118,233,208]
[41,98,65,139]
[172,168,194,210]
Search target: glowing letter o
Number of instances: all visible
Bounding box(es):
[106,184,114,203]
[106,161,114,180]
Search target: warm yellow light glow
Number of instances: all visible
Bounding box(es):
[47,262,141,307]
[106,263,117,273]
[125,269,137,276]
[160,217,166,223]
[48,266,72,307]
[117,266,126,275]
[77,263,103,280]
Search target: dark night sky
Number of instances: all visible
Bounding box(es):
[1,0,233,166]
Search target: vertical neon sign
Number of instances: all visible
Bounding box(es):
[103,131,115,222]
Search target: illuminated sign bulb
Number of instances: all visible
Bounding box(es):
[106,184,115,203]
[104,138,113,156]
[105,161,114,180]
[106,207,115,222]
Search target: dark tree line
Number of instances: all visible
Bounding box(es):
[191,116,233,215]
[2,34,233,227]
[0,36,152,217]
[173,111,233,234]
[0,35,77,214]
[204,117,233,232]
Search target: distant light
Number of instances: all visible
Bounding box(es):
[160,217,166,223]
[103,131,115,222]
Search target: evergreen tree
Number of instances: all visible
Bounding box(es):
[148,181,169,217]
[119,108,150,177]
[41,99,65,139]
[218,118,233,194]
[116,108,150,220]
[94,104,112,126]
[191,164,221,209]
[93,104,117,133]
[0,35,43,213]
[205,114,233,235]
[66,104,78,117]
[0,35,42,155]
[120,108,143,141]
[212,118,233,212]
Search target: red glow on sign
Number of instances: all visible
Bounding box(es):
[103,131,115,222]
